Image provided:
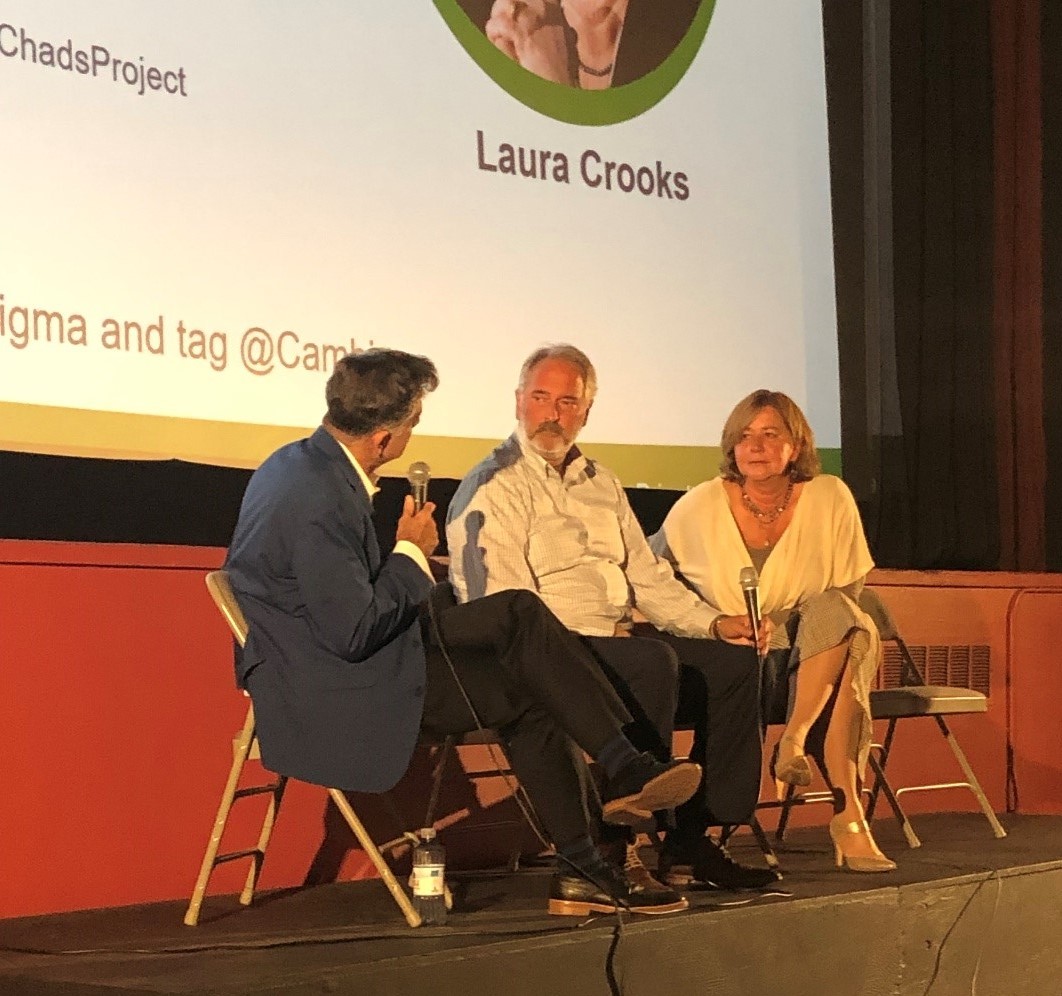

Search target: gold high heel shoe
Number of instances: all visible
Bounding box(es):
[828,816,897,873]
[770,734,813,800]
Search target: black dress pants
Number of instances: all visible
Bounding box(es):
[581,635,680,842]
[419,588,631,847]
[623,626,763,829]
[582,635,679,763]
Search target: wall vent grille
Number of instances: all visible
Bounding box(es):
[879,644,991,696]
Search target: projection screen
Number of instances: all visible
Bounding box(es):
[1,1,840,486]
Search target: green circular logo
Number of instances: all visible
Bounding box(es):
[434,1,716,125]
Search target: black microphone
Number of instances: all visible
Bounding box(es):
[739,566,764,664]
[406,461,431,511]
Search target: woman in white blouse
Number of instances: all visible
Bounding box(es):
[652,389,895,873]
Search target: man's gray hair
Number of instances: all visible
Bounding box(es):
[517,344,598,401]
[325,348,438,436]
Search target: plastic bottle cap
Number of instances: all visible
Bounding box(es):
[419,827,437,841]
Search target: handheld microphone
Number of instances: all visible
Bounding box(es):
[738,566,764,664]
[406,461,431,511]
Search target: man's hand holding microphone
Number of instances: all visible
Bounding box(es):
[397,461,438,560]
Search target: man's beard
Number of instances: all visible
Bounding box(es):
[526,420,573,461]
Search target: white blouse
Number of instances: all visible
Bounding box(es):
[650,475,874,617]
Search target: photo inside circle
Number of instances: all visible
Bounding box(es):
[435,0,716,125]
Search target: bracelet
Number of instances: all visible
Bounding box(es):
[578,60,614,77]
[709,616,722,640]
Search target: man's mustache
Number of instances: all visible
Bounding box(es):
[532,420,565,436]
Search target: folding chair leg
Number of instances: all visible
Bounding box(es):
[937,717,1007,839]
[774,784,794,841]
[375,786,455,912]
[239,777,287,905]
[185,710,282,926]
[865,719,898,823]
[424,733,547,873]
[866,749,921,848]
[424,737,455,830]
[747,814,781,870]
[328,789,423,928]
[769,755,845,842]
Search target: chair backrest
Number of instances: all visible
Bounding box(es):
[858,587,926,686]
[206,570,248,648]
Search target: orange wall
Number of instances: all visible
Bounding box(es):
[0,541,529,920]
[1,541,1060,919]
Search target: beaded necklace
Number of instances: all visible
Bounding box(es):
[740,478,794,525]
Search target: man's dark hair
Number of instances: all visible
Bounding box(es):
[324,348,439,436]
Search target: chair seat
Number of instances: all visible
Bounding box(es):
[870,685,987,719]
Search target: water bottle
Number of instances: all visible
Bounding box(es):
[411,827,447,926]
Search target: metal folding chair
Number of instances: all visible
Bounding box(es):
[859,587,1006,847]
[184,570,426,928]
[770,588,1007,848]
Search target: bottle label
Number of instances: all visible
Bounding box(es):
[411,864,445,897]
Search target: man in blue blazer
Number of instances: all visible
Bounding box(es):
[224,348,702,916]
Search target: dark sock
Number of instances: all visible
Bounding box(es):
[599,822,632,846]
[595,734,641,780]
[667,820,707,848]
[556,836,605,878]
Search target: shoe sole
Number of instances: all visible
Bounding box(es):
[548,896,689,916]
[602,763,702,826]
[663,871,780,891]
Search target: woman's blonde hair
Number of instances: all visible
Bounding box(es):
[719,389,822,482]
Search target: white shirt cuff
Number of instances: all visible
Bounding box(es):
[394,540,434,580]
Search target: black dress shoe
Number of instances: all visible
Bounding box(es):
[549,860,688,916]
[601,754,702,826]
[659,835,780,891]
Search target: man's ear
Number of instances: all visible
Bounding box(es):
[514,388,523,420]
[581,399,593,428]
[372,428,392,456]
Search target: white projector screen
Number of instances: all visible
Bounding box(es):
[0,1,840,486]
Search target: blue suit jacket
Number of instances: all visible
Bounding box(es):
[224,426,434,792]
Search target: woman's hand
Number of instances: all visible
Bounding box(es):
[713,614,773,656]
[486,0,574,85]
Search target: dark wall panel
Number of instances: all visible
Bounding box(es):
[1043,0,1062,571]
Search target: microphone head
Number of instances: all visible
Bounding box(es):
[406,461,431,486]
[739,566,759,591]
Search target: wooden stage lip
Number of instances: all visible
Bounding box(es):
[1,814,1061,996]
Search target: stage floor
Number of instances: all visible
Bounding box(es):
[2,813,1061,996]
